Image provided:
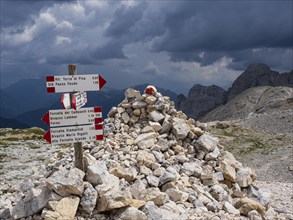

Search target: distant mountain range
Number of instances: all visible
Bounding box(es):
[1,63,292,129]
[177,63,293,120]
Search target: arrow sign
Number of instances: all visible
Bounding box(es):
[41,106,102,127]
[46,74,106,93]
[61,93,71,109]
[72,91,87,110]
[44,124,104,144]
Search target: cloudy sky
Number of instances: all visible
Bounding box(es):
[1,0,292,94]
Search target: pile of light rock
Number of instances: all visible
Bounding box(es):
[0,86,277,219]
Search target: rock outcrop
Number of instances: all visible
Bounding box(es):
[177,63,293,120]
[0,86,279,219]
[176,84,226,119]
[227,63,292,101]
[200,86,293,126]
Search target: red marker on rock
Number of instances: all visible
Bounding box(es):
[144,85,157,95]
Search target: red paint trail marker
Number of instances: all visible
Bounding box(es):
[43,124,103,144]
[41,106,102,127]
[46,74,106,93]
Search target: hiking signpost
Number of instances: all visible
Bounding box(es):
[42,64,106,171]
[60,91,88,110]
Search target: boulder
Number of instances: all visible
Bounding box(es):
[148,110,165,122]
[172,118,190,140]
[114,207,147,220]
[125,88,141,100]
[97,190,145,212]
[46,168,85,197]
[139,188,167,206]
[223,201,240,215]
[85,161,109,186]
[137,150,156,167]
[132,101,147,109]
[80,182,97,214]
[109,166,136,182]
[12,185,51,219]
[234,197,266,216]
[134,132,157,144]
[42,196,80,220]
[181,162,202,177]
[236,168,256,187]
[220,160,236,182]
[193,133,219,152]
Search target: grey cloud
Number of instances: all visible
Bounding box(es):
[0,0,72,28]
[140,61,161,76]
[103,1,292,70]
[153,1,292,52]
[90,40,126,61]
[105,3,145,38]
[227,48,293,71]
[1,0,292,90]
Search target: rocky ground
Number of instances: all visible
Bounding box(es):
[204,119,293,219]
[0,86,292,219]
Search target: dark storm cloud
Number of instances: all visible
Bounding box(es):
[149,1,292,70]
[1,0,292,90]
[0,0,73,28]
[103,1,292,70]
[90,40,127,61]
[152,1,292,52]
[105,3,145,38]
[105,2,165,44]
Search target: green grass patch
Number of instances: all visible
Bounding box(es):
[221,129,236,137]
[27,128,45,136]
[2,137,20,141]
[0,129,23,136]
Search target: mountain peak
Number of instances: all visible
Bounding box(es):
[227,63,281,101]
[246,63,271,72]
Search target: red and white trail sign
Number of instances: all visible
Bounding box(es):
[46,74,106,93]
[61,92,87,110]
[43,124,103,144]
[42,106,102,127]
[61,93,71,109]
[72,91,87,110]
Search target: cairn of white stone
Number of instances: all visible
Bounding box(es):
[0,86,273,220]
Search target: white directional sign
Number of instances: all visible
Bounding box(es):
[72,91,87,110]
[61,93,71,109]
[44,124,103,144]
[46,74,106,93]
[42,107,102,127]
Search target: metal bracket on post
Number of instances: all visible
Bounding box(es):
[68,64,84,171]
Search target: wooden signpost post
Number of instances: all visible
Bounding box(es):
[42,64,106,171]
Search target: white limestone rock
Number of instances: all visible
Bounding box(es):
[148,110,165,122]
[193,133,219,152]
[80,182,97,214]
[12,185,51,219]
[114,207,147,220]
[172,118,191,140]
[46,168,85,197]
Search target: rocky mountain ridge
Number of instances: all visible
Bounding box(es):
[177,85,226,119]
[201,86,293,127]
[177,63,293,120]
[0,86,285,219]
